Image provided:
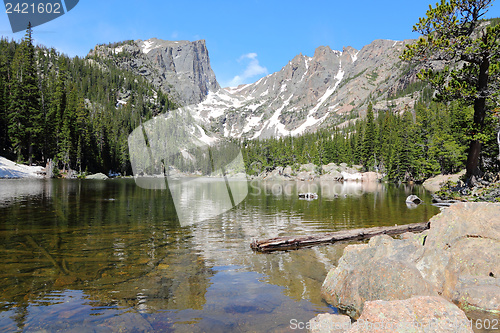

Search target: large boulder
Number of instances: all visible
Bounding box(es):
[264,166,290,181]
[297,171,317,181]
[416,202,500,318]
[322,163,340,174]
[321,234,437,318]
[321,202,500,321]
[300,163,317,172]
[283,166,293,177]
[423,170,465,193]
[320,171,344,182]
[361,172,381,183]
[86,172,108,180]
[346,296,473,333]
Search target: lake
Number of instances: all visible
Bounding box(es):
[0,178,440,332]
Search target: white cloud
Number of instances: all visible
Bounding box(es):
[228,53,268,87]
[171,31,179,39]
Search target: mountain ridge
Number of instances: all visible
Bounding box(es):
[89,37,422,140]
[188,38,419,139]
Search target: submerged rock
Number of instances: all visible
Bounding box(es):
[321,202,500,321]
[299,192,318,200]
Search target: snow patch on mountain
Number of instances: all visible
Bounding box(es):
[352,50,360,62]
[196,124,218,145]
[141,40,156,54]
[175,38,415,140]
[291,63,344,135]
[243,115,264,134]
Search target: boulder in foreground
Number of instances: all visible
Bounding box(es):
[346,296,473,333]
[321,233,437,318]
[308,296,473,333]
[321,202,500,321]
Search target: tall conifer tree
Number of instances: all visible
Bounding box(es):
[8,23,41,163]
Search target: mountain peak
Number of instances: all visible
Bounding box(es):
[190,38,419,139]
[313,45,338,58]
[89,38,219,105]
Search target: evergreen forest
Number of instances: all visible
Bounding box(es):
[1,23,499,182]
[0,26,176,175]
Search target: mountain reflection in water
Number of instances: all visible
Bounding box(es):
[0,178,439,332]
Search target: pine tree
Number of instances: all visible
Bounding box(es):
[361,103,376,171]
[8,23,41,163]
[402,0,500,178]
[0,39,9,154]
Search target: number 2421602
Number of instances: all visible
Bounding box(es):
[5,2,62,14]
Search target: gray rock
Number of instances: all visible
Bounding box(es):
[406,195,422,204]
[321,235,437,319]
[283,166,293,177]
[308,313,351,333]
[86,173,108,180]
[416,202,500,317]
[322,163,339,174]
[346,296,473,333]
[300,163,317,172]
[320,172,344,182]
[321,202,500,322]
[90,39,219,106]
[297,171,317,181]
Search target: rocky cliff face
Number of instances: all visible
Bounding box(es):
[189,39,419,139]
[90,37,423,139]
[89,38,219,105]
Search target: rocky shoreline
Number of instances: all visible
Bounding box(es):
[1,156,384,183]
[309,202,500,333]
[424,170,500,203]
[248,163,383,183]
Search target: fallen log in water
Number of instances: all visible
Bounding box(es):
[250,221,430,252]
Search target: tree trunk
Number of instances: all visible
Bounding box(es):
[466,139,482,177]
[466,55,489,178]
[251,222,430,252]
[497,129,500,161]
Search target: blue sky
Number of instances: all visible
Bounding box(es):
[2,0,500,87]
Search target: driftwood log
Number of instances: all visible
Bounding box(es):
[251,221,430,252]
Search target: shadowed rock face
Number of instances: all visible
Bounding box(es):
[321,202,500,322]
[90,39,220,106]
[141,39,220,105]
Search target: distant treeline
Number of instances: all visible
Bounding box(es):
[0,26,176,175]
[241,101,500,182]
[1,27,499,181]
